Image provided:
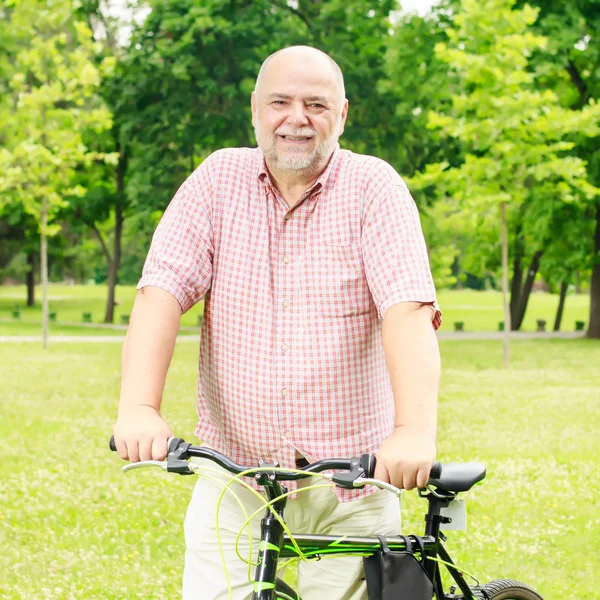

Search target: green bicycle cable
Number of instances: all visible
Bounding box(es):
[187,466,255,597]
[426,555,480,586]
[189,464,286,593]
[233,477,335,564]
[194,464,330,588]
[217,467,334,567]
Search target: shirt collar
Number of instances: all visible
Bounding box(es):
[257,144,340,199]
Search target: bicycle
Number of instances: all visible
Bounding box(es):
[109,436,544,600]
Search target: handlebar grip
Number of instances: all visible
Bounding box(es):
[429,461,442,480]
[109,435,182,454]
[361,454,442,481]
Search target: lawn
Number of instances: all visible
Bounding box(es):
[0,284,204,336]
[0,338,598,599]
[0,284,591,335]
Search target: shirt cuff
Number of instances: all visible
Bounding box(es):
[378,293,442,331]
[137,274,195,313]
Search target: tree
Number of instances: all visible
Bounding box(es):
[0,203,40,303]
[514,0,600,336]
[412,0,600,364]
[384,1,464,286]
[0,0,116,347]
[536,202,594,330]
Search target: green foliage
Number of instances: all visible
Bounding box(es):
[516,0,600,316]
[412,0,600,285]
[382,1,460,176]
[1,0,599,307]
[0,0,116,232]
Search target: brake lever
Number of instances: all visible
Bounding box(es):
[352,477,402,498]
[123,460,168,473]
[120,439,194,475]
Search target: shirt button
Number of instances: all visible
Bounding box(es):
[283,430,292,438]
[282,300,290,308]
[281,388,289,397]
[283,256,291,264]
[284,212,292,221]
[281,344,288,352]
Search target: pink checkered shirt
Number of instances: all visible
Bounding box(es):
[139,145,441,501]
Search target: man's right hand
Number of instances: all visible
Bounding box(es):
[112,405,174,463]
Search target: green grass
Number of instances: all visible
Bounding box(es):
[1,338,598,598]
[0,321,129,337]
[0,284,204,335]
[0,284,591,335]
[436,288,589,332]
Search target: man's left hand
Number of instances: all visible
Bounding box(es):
[373,426,436,490]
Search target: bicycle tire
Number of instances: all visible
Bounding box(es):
[275,577,303,600]
[478,578,544,600]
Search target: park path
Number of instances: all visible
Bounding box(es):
[0,331,586,343]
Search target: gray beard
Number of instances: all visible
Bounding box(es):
[255,125,339,174]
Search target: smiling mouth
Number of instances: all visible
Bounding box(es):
[278,135,313,141]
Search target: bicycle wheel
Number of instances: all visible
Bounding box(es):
[275,577,303,600]
[479,578,544,599]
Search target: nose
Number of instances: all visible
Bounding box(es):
[286,102,309,127]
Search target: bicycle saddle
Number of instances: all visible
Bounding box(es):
[428,462,486,493]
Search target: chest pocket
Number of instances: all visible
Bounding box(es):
[308,243,373,317]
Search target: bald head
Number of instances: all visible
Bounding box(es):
[255,46,346,102]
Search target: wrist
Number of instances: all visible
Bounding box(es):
[118,403,160,417]
[393,424,436,439]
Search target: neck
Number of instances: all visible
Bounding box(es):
[268,167,320,200]
[265,151,334,206]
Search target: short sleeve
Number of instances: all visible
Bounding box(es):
[137,159,214,313]
[361,163,442,329]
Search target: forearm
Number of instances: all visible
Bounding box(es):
[119,286,182,415]
[382,302,440,438]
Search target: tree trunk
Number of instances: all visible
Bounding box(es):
[509,224,524,329]
[513,250,543,331]
[41,198,49,349]
[587,204,600,339]
[26,251,35,307]
[104,142,126,323]
[501,203,510,368]
[553,280,568,332]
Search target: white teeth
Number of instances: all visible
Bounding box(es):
[283,136,309,140]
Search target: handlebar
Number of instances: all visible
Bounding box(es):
[109,435,443,490]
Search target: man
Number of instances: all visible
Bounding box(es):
[113,45,441,599]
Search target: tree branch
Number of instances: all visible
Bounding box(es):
[90,222,112,263]
[272,1,312,31]
[566,59,588,108]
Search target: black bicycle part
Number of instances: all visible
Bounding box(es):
[253,481,288,599]
[109,435,443,486]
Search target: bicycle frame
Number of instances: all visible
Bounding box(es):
[251,480,478,600]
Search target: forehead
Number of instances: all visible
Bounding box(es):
[259,52,341,101]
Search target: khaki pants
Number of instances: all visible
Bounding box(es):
[182,459,401,600]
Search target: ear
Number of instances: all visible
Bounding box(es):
[338,99,349,137]
[251,91,257,127]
